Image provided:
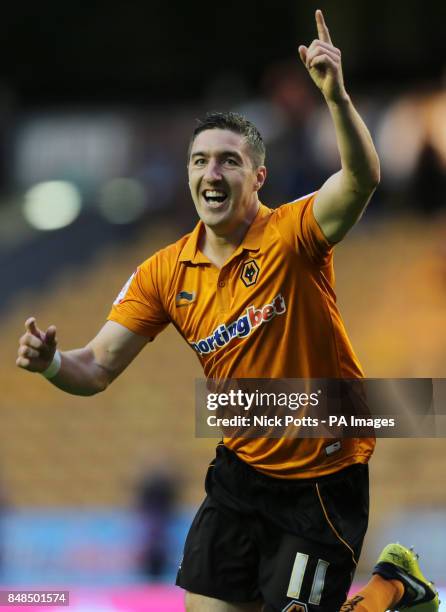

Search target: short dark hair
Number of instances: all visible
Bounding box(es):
[188,111,266,168]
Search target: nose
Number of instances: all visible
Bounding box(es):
[203,159,222,182]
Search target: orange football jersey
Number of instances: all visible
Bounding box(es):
[108,193,375,478]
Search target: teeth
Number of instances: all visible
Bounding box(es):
[204,190,226,197]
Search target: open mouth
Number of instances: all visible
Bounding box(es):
[202,189,228,206]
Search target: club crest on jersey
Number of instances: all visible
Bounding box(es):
[282,602,307,612]
[240,259,260,287]
[176,290,196,307]
[191,293,286,355]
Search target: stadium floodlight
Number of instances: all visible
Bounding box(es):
[23,180,82,231]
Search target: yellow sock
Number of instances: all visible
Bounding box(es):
[340,575,405,612]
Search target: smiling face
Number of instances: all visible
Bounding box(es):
[188,129,266,236]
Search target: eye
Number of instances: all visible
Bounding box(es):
[225,157,239,166]
[194,158,206,166]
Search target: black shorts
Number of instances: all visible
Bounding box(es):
[176,445,369,612]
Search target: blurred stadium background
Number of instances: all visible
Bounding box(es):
[0,0,445,609]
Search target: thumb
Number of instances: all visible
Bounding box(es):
[25,317,45,341]
[44,325,58,347]
[298,45,308,65]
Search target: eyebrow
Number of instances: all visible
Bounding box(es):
[191,150,244,161]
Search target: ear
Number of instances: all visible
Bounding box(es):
[254,166,267,191]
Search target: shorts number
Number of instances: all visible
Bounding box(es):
[287,553,329,605]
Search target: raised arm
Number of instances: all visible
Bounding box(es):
[16,317,150,396]
[299,9,380,243]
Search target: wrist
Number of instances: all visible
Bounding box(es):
[41,350,62,379]
[325,90,351,108]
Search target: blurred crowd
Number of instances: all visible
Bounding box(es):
[0,61,445,235]
[0,61,444,313]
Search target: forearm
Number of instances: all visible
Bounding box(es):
[46,347,112,396]
[327,94,380,192]
[300,9,380,242]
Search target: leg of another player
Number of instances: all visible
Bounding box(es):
[340,575,404,611]
[185,592,263,611]
[341,543,439,612]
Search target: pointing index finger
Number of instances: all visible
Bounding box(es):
[316,9,332,45]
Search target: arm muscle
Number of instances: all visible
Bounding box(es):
[50,321,150,396]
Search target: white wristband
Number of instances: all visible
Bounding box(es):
[41,350,62,379]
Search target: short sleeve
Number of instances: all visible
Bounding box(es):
[274,192,333,265]
[107,254,170,339]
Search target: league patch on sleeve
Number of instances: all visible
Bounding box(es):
[113,271,136,305]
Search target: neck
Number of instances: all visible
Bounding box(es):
[200,200,259,268]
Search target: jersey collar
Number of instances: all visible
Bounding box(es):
[179,203,271,264]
